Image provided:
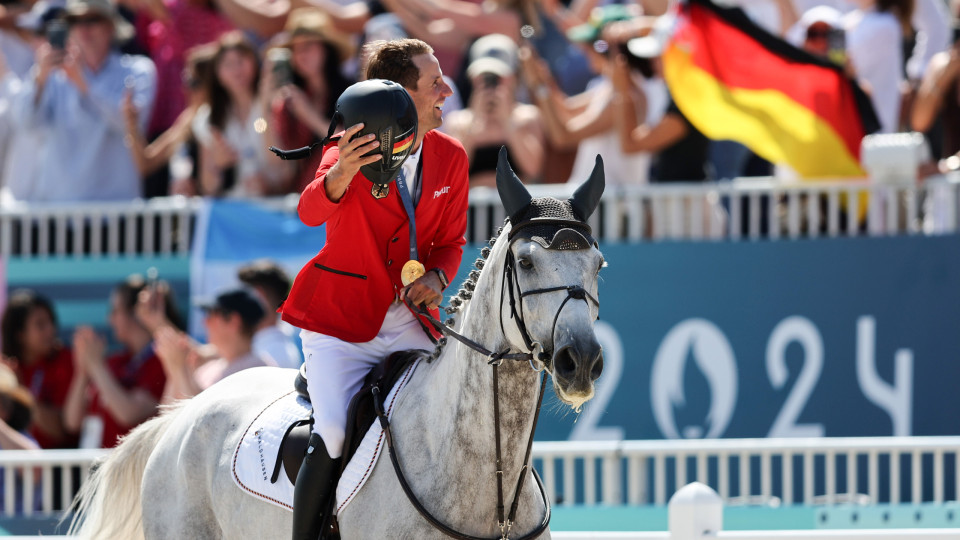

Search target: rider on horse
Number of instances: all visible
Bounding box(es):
[278,38,470,540]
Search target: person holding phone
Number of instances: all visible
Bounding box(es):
[12,0,157,202]
[1,6,66,202]
[268,8,354,194]
[443,34,544,187]
[191,31,289,197]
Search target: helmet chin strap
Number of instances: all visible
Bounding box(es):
[269,114,342,161]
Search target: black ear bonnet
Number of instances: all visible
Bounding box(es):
[495,147,604,249]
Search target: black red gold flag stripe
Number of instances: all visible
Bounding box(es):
[662,0,879,178]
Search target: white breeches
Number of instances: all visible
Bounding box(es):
[300,303,434,458]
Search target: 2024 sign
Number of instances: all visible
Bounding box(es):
[571,317,913,440]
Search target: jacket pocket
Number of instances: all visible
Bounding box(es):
[314,263,367,280]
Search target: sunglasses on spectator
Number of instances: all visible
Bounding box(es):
[805,26,831,41]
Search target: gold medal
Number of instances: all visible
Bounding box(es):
[371,183,390,199]
[401,260,425,286]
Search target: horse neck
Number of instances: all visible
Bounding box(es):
[402,237,544,483]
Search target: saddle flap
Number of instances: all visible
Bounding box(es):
[280,349,425,484]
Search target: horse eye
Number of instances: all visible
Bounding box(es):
[518,256,533,269]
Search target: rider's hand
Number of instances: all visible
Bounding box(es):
[323,122,382,202]
[401,271,444,311]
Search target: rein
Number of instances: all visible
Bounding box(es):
[375,246,599,540]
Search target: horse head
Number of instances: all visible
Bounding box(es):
[495,148,605,411]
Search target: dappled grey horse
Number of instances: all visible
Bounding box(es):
[69,149,606,540]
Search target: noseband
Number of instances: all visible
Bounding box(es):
[377,225,600,540]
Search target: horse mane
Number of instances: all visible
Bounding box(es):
[426,223,506,362]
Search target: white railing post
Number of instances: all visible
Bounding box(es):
[668,482,722,540]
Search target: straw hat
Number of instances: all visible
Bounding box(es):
[64,0,134,41]
[283,8,354,62]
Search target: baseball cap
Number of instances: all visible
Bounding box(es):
[469,33,518,71]
[199,288,266,328]
[626,14,675,58]
[466,55,514,79]
[786,6,843,47]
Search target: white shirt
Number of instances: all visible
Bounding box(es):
[845,8,903,133]
[192,101,276,197]
[12,52,156,201]
[253,323,303,370]
[400,143,422,197]
[567,75,668,187]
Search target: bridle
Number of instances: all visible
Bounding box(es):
[375,227,600,540]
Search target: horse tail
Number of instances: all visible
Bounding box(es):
[67,402,185,540]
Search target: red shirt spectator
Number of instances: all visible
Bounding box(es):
[85,347,166,448]
[18,347,77,449]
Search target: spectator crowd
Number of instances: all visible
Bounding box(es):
[0,259,300,453]
[0,0,955,452]
[0,0,951,205]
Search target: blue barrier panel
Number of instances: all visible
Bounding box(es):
[6,234,960,444]
[5,255,191,345]
[449,235,960,443]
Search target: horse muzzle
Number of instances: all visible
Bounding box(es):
[551,335,603,409]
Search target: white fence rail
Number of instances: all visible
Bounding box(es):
[0,449,106,516]
[555,482,960,540]
[1,438,958,517]
[3,175,960,258]
[534,437,960,507]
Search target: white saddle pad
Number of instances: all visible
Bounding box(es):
[231,360,420,514]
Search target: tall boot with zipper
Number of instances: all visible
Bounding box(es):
[292,433,342,540]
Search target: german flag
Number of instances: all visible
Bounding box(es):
[662,0,879,178]
[392,129,415,155]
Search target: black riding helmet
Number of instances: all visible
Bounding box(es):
[269,79,419,185]
[333,79,418,185]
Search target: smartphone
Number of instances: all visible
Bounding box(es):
[146,267,161,311]
[827,28,846,66]
[481,72,501,89]
[46,19,68,51]
[267,48,293,88]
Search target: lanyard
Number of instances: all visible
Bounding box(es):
[394,156,424,261]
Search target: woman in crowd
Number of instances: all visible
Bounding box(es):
[63,274,184,448]
[124,43,217,195]
[0,290,76,449]
[192,31,290,197]
[444,36,544,186]
[268,8,353,193]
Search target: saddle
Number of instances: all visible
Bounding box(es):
[271,350,424,486]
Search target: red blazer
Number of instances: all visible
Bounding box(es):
[281,130,470,342]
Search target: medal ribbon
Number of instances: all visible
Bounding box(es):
[394,157,424,262]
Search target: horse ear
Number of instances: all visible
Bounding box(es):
[569,155,605,220]
[496,146,531,219]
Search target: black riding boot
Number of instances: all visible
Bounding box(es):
[292,433,342,540]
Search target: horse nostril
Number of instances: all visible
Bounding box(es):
[553,347,576,380]
[590,352,603,380]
